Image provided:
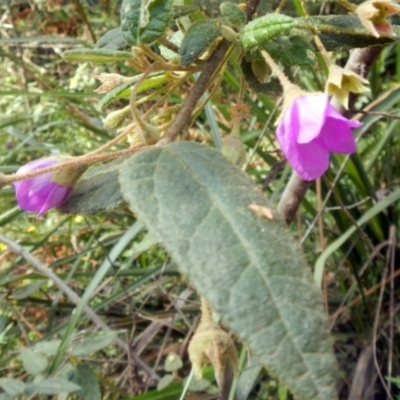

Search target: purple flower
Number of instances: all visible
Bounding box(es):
[13,158,72,216]
[276,93,362,181]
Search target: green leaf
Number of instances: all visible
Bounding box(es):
[34,340,62,357]
[119,142,338,400]
[68,331,118,356]
[235,355,263,400]
[187,376,211,392]
[97,73,171,110]
[71,364,101,400]
[179,20,222,66]
[20,348,48,375]
[241,58,282,95]
[12,280,46,300]
[62,48,133,63]
[264,36,314,67]
[34,378,81,395]
[120,0,173,46]
[295,15,397,52]
[220,2,246,27]
[0,378,25,396]
[95,27,128,50]
[59,158,127,215]
[164,352,183,372]
[157,374,174,391]
[240,14,294,50]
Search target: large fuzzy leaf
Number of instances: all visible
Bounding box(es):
[119,142,338,400]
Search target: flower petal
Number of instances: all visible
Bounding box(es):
[277,119,330,181]
[38,185,72,216]
[325,104,363,128]
[317,117,358,154]
[295,94,330,144]
[287,140,330,181]
[15,175,56,212]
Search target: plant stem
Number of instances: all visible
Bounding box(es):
[159,0,261,145]
[2,146,148,186]
[159,40,233,144]
[277,172,311,225]
[299,0,331,70]
[260,50,294,92]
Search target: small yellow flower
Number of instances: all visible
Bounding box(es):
[325,65,369,109]
[356,0,400,38]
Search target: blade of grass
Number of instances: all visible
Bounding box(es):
[314,187,400,288]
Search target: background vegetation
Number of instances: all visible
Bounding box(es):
[1,0,400,399]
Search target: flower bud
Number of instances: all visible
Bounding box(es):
[222,135,247,167]
[13,157,86,216]
[103,106,130,130]
[188,298,238,396]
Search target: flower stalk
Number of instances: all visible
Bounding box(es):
[3,146,148,187]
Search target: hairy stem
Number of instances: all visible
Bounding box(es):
[2,146,148,186]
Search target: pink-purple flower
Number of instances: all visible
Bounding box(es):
[276,93,362,181]
[13,158,73,216]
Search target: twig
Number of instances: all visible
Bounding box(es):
[159,40,232,144]
[0,233,159,381]
[159,0,261,145]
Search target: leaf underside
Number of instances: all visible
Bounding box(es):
[119,142,338,400]
[298,16,396,51]
[60,157,127,214]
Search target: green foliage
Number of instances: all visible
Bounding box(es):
[119,142,338,400]
[3,1,400,399]
[240,14,295,49]
[295,15,397,51]
[220,2,246,27]
[62,48,134,63]
[60,157,127,214]
[264,36,315,67]
[120,0,173,46]
[95,27,128,50]
[179,20,222,66]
